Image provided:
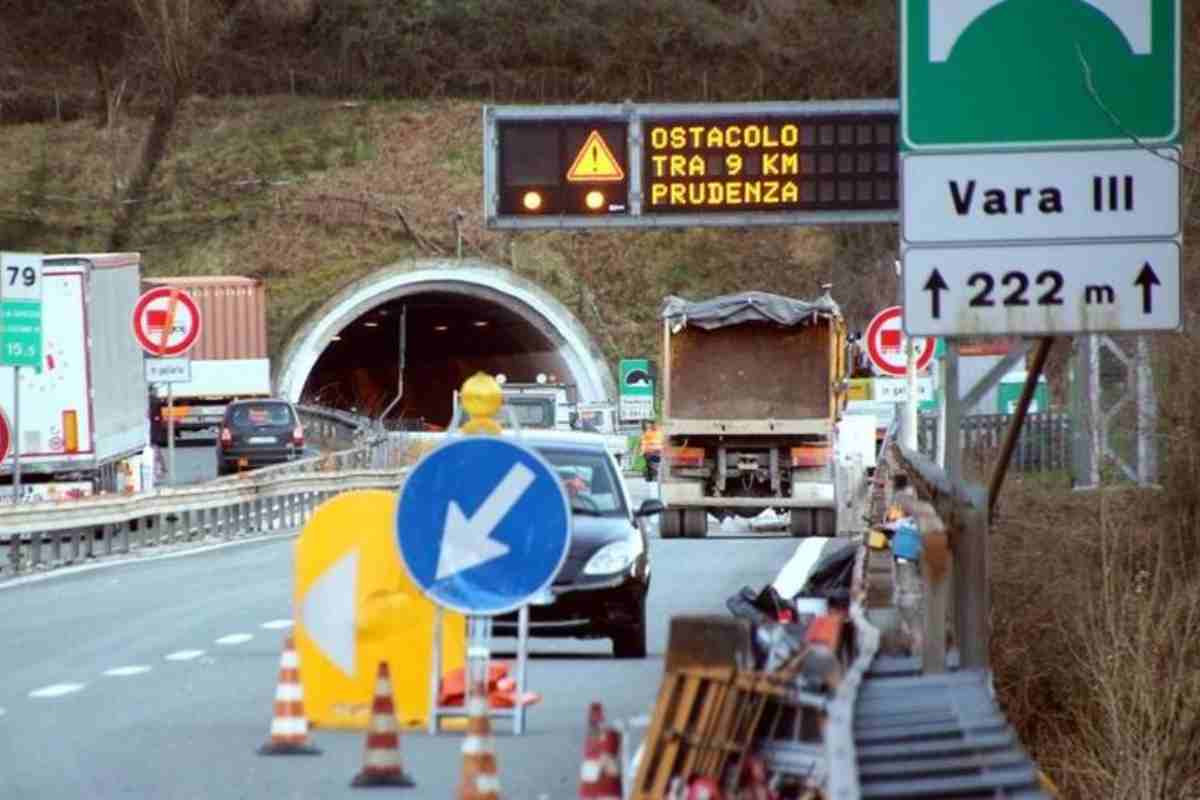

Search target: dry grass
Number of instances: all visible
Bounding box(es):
[991,322,1200,798]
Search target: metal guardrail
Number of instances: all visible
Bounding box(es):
[0,404,409,580]
[0,468,407,578]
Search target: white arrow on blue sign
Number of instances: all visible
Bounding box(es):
[395,437,571,616]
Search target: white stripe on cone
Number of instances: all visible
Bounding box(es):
[462,735,493,755]
[375,677,392,695]
[274,683,303,702]
[270,716,308,736]
[476,774,502,794]
[580,759,601,782]
[370,713,397,734]
[280,651,299,668]
[364,747,402,768]
[466,697,488,716]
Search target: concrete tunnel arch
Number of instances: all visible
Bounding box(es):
[275,258,618,423]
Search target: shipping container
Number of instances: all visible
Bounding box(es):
[142,276,272,443]
[0,253,148,492]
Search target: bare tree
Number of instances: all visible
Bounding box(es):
[109,0,244,249]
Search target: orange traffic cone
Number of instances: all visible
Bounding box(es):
[351,661,415,788]
[258,634,321,755]
[579,703,622,800]
[457,690,501,799]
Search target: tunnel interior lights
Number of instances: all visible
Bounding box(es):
[434,324,450,332]
[584,190,605,211]
[496,373,508,384]
[473,320,490,328]
[331,335,342,342]
[364,321,380,328]
[536,373,548,384]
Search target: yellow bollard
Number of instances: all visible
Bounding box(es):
[458,372,504,435]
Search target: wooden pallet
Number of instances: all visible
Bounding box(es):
[630,663,801,798]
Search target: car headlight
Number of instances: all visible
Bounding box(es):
[582,538,644,576]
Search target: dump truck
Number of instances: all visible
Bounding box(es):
[657,290,849,538]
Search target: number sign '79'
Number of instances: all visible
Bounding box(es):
[0,252,44,370]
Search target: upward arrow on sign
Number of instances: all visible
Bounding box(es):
[1134,262,1160,314]
[922,269,949,319]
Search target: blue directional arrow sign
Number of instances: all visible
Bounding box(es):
[395,437,571,616]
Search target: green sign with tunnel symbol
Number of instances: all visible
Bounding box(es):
[619,358,654,422]
[901,0,1180,150]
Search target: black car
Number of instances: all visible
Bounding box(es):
[216,399,305,476]
[494,432,663,658]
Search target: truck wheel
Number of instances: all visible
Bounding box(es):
[660,509,683,539]
[790,509,815,538]
[683,509,709,539]
[815,509,837,536]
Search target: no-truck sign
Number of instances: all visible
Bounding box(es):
[132,287,202,357]
[864,305,935,377]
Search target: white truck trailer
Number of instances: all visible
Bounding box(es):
[0,253,148,497]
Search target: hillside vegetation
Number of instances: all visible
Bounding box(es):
[3,3,1200,797]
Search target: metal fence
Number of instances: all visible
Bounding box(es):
[0,469,407,579]
[0,404,412,580]
[918,411,1072,475]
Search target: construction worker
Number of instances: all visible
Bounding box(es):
[640,419,663,481]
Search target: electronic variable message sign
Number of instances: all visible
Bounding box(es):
[496,119,630,219]
[642,112,898,215]
[483,101,899,230]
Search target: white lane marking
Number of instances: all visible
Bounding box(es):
[29,683,86,699]
[260,619,293,630]
[0,707,6,718]
[103,665,151,677]
[772,537,833,599]
[215,633,253,646]
[165,650,206,662]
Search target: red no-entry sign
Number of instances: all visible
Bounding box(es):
[864,306,935,378]
[132,287,202,357]
[0,407,10,464]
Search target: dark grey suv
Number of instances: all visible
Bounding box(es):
[217,399,304,475]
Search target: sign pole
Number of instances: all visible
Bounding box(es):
[903,337,919,451]
[465,614,493,725]
[167,381,175,486]
[12,366,20,502]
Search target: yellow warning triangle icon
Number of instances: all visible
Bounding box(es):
[566,130,625,182]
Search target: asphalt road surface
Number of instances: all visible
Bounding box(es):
[0,479,830,799]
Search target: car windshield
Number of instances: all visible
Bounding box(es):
[230,403,293,427]
[502,398,555,428]
[535,446,627,517]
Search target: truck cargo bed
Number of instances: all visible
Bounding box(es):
[668,323,834,420]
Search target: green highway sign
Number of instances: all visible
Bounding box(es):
[0,253,43,371]
[901,0,1180,150]
[618,358,655,422]
[620,359,654,397]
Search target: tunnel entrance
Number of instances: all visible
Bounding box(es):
[275,259,616,429]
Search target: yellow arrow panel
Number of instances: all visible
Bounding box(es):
[566,130,625,182]
[294,490,465,730]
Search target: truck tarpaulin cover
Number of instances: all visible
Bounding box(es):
[660,291,841,330]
